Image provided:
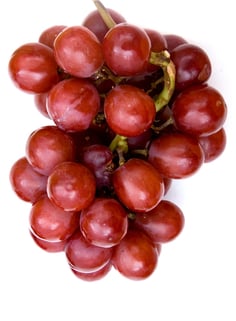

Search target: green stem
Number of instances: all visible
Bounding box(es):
[109,134,128,153]
[151,116,174,133]
[92,0,116,29]
[149,50,176,112]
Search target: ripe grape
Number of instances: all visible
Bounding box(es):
[104,84,156,137]
[133,200,185,243]
[112,228,158,280]
[164,34,187,52]
[25,125,76,176]
[82,8,126,42]
[198,127,226,162]
[70,261,112,281]
[47,161,96,211]
[80,197,128,248]
[30,230,67,252]
[171,43,212,91]
[54,25,104,78]
[148,131,204,179]
[34,92,50,118]
[112,158,164,212]
[47,77,100,132]
[29,195,80,242]
[171,84,227,137]
[38,25,67,48]
[102,23,151,76]
[9,156,47,203]
[65,229,113,273]
[8,42,59,94]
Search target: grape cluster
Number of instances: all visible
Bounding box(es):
[9,0,227,281]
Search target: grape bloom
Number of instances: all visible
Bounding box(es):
[8,0,227,281]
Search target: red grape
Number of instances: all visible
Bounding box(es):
[112,228,158,280]
[148,132,204,179]
[164,34,187,52]
[80,197,128,248]
[47,161,96,211]
[171,43,212,91]
[8,42,59,94]
[82,8,126,42]
[34,92,50,118]
[29,195,80,242]
[134,200,185,243]
[112,158,164,212]
[172,84,227,137]
[102,23,151,76]
[9,157,47,203]
[70,261,112,281]
[29,230,67,252]
[38,25,67,48]
[198,127,226,162]
[104,84,156,137]
[25,125,76,176]
[54,25,104,78]
[47,77,100,132]
[65,229,113,273]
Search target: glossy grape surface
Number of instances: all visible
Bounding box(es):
[47,161,96,211]
[112,158,164,212]
[47,77,100,132]
[102,23,151,76]
[54,25,104,78]
[8,42,59,93]
[148,132,204,179]
[104,84,156,137]
[112,228,158,280]
[172,84,227,137]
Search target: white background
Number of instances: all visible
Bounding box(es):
[1,1,235,320]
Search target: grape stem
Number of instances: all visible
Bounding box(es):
[92,0,116,28]
[149,50,176,112]
[109,135,128,166]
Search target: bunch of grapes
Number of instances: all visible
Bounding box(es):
[8,0,227,281]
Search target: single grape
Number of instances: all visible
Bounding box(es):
[8,42,59,94]
[164,34,187,52]
[38,25,67,48]
[70,261,112,281]
[102,23,151,76]
[82,8,126,42]
[80,197,128,248]
[198,127,226,162]
[148,131,204,179]
[47,161,96,211]
[78,144,114,191]
[170,43,212,91]
[54,25,104,78]
[34,92,50,118]
[29,230,67,252]
[9,156,47,203]
[112,158,164,212]
[127,129,152,150]
[104,84,156,137]
[25,125,76,176]
[134,200,185,243]
[29,195,80,242]
[65,229,113,273]
[47,77,100,132]
[112,228,158,280]
[171,84,227,137]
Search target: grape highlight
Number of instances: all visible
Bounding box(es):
[8,0,227,281]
